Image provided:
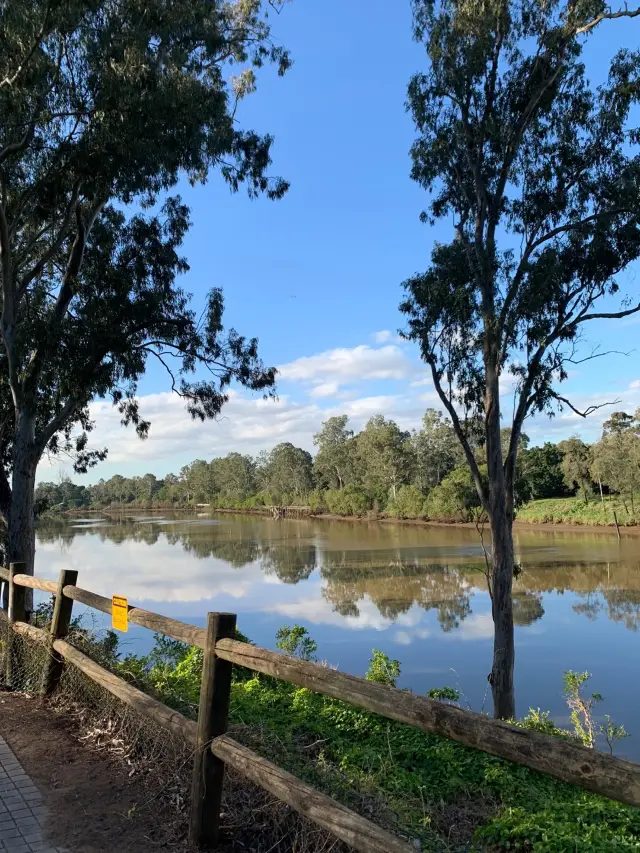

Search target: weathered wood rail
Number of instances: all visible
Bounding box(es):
[1,562,639,853]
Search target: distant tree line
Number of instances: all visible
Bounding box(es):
[35,408,640,521]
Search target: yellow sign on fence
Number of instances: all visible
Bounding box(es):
[112,595,128,633]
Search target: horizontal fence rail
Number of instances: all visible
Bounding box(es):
[2,562,640,853]
[211,735,413,853]
[10,620,198,745]
[61,585,206,648]
[215,638,640,807]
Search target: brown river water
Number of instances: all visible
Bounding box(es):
[34,513,640,758]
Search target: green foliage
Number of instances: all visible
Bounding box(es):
[365,649,401,687]
[1,0,294,575]
[562,670,629,755]
[385,485,428,519]
[521,708,569,738]
[519,444,568,501]
[33,403,640,532]
[426,686,460,704]
[518,495,638,526]
[147,634,190,668]
[92,625,640,852]
[410,408,463,491]
[257,443,314,501]
[275,625,318,662]
[603,715,630,755]
[563,670,600,747]
[425,465,483,522]
[559,438,594,502]
[313,416,356,490]
[356,416,413,506]
[324,484,370,516]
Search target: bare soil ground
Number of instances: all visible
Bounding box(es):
[0,690,190,853]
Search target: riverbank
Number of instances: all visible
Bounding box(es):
[57,501,640,535]
[114,630,639,853]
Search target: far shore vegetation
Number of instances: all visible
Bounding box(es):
[38,408,640,528]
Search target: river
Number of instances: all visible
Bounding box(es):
[33,513,640,758]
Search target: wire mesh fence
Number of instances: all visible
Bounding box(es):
[0,604,353,853]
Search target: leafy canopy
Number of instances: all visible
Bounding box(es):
[0,0,291,476]
[401,0,640,500]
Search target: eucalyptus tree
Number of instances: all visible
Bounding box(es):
[401,0,640,717]
[559,437,593,501]
[313,415,356,489]
[356,415,413,502]
[411,408,460,491]
[0,0,291,582]
[259,443,314,499]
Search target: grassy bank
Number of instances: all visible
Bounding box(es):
[110,627,638,853]
[517,496,640,527]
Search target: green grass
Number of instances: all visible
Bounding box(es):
[517,496,640,526]
[119,636,640,853]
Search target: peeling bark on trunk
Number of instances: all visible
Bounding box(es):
[4,411,38,614]
[489,511,515,719]
[485,362,516,720]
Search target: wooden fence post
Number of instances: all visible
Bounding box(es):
[189,612,236,849]
[6,562,27,688]
[42,569,78,696]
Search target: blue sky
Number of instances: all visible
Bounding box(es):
[40,0,640,483]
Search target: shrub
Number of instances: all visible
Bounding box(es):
[425,466,483,521]
[386,485,428,519]
[324,485,370,516]
[365,649,401,687]
[275,625,318,662]
[308,489,328,513]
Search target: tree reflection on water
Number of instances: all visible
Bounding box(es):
[37,515,640,633]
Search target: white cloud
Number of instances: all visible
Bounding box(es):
[267,595,427,633]
[38,390,325,479]
[279,344,413,388]
[308,382,340,398]
[373,330,404,344]
[36,330,637,484]
[440,612,494,641]
[339,395,401,418]
[394,630,412,645]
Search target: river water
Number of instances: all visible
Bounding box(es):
[34,513,640,758]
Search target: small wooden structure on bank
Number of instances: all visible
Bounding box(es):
[267,505,312,520]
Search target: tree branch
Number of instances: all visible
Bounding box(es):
[426,355,489,513]
[37,397,80,454]
[571,304,640,326]
[566,347,632,365]
[575,6,640,35]
[23,197,104,395]
[550,393,621,418]
[0,128,33,166]
[18,182,81,295]
[0,1,52,89]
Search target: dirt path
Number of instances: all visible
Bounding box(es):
[0,691,189,853]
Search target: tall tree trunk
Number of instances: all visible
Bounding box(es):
[6,411,38,615]
[485,362,516,720]
[489,509,516,719]
[581,478,589,503]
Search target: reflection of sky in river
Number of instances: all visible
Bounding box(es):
[32,516,640,759]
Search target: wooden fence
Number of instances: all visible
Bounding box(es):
[1,561,639,853]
